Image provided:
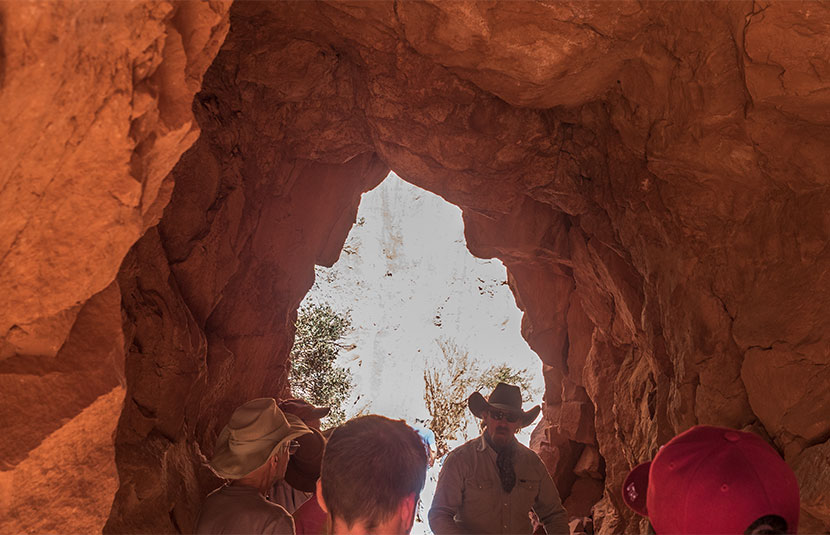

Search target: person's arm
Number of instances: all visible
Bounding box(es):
[533,463,569,535]
[428,452,466,535]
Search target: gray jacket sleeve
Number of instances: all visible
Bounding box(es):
[533,462,569,535]
[428,452,467,535]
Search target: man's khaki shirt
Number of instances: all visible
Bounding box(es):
[429,435,569,535]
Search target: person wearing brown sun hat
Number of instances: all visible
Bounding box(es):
[195,398,311,535]
[429,382,569,535]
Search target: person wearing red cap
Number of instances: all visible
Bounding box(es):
[622,425,800,534]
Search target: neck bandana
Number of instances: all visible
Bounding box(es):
[485,432,516,493]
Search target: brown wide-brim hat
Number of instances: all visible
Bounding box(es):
[210,398,311,479]
[468,382,541,428]
[279,398,331,421]
[285,427,326,492]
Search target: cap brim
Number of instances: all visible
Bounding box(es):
[622,461,651,516]
[309,406,330,419]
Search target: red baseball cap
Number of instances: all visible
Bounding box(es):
[622,425,800,534]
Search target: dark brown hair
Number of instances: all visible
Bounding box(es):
[744,515,788,535]
[320,415,428,529]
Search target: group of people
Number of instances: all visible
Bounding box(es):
[195,382,801,535]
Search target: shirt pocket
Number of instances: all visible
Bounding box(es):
[464,478,497,506]
[516,478,540,499]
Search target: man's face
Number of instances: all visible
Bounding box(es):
[483,408,521,447]
[270,442,293,484]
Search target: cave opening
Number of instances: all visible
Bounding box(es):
[293,171,546,534]
[296,171,543,428]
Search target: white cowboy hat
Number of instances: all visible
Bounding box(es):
[209,398,311,479]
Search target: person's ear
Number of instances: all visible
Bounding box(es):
[316,478,328,514]
[397,493,417,534]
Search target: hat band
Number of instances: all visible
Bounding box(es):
[488,402,521,412]
[228,427,286,456]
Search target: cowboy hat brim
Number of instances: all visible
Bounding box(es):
[210,414,312,479]
[468,391,541,428]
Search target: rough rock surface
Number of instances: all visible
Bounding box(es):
[0,386,124,533]
[792,440,830,527]
[1,1,829,533]
[0,1,231,532]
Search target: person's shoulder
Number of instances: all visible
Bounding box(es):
[240,488,292,518]
[263,500,293,528]
[516,443,552,475]
[458,436,483,450]
[202,486,224,502]
[515,441,545,462]
[445,436,482,459]
[262,503,295,535]
[266,500,291,513]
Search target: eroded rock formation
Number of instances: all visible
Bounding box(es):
[1,1,829,533]
[0,1,231,531]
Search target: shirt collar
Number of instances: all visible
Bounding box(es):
[478,431,519,453]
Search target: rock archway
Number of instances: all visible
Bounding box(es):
[1,2,829,533]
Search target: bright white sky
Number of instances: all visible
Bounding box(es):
[302,171,544,432]
[302,172,544,534]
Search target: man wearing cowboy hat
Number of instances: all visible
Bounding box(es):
[429,383,569,535]
[195,398,312,535]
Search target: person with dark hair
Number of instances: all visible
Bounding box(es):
[622,425,800,534]
[293,425,338,535]
[429,383,569,534]
[195,398,311,535]
[270,398,330,514]
[318,415,429,534]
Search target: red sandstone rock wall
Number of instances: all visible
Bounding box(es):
[0,1,230,532]
[2,1,829,533]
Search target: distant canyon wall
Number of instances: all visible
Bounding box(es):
[1,1,828,533]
